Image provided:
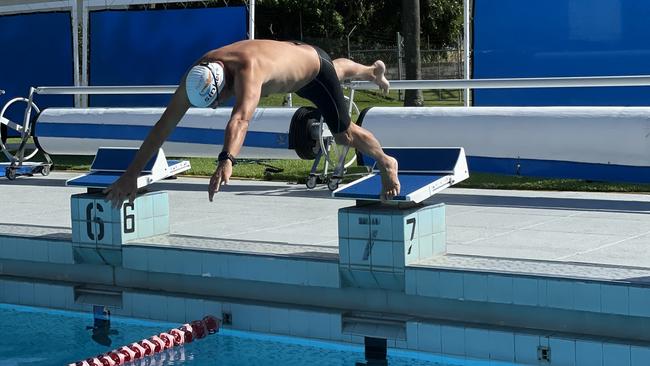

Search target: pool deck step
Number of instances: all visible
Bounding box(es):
[2,231,650,344]
[2,173,650,356]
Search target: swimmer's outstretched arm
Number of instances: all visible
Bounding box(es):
[103,85,190,208]
[208,65,261,201]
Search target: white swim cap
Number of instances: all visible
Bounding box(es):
[185,61,225,107]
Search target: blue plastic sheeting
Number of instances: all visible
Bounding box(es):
[89,7,247,107]
[0,12,74,136]
[473,0,650,106]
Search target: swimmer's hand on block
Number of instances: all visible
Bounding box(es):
[104,173,139,208]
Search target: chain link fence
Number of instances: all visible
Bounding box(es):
[305,35,466,104]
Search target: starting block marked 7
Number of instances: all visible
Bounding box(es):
[333,147,469,290]
[67,148,189,253]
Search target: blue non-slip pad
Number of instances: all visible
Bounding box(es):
[333,173,447,201]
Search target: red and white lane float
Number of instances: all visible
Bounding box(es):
[69,315,220,366]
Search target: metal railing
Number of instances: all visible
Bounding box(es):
[343,75,650,90]
[32,75,650,97]
[34,85,178,95]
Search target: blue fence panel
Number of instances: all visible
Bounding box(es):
[473,0,650,106]
[0,12,74,139]
[89,7,247,107]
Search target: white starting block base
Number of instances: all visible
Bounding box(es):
[338,202,446,291]
[71,190,169,247]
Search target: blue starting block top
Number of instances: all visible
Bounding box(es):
[66,147,190,189]
[333,147,469,203]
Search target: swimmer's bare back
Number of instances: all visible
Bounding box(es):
[200,40,321,98]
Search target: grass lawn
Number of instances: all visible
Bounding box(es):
[13,151,650,193]
[3,89,650,193]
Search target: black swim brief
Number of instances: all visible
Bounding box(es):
[294,45,350,134]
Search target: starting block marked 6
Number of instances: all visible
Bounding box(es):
[71,191,169,245]
[68,147,188,250]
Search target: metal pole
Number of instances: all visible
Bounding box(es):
[82,1,89,107]
[397,32,403,101]
[457,35,462,103]
[347,24,357,59]
[72,0,81,107]
[464,0,471,106]
[437,50,441,101]
[249,0,255,40]
[348,89,355,115]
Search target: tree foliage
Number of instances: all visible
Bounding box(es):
[150,0,463,55]
[420,0,463,47]
[254,0,463,52]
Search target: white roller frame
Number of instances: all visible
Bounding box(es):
[313,94,360,190]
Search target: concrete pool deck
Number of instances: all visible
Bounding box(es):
[2,172,650,267]
[1,172,650,365]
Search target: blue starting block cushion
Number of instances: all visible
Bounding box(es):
[66,147,190,189]
[333,147,469,203]
[333,173,449,201]
[361,147,462,173]
[90,148,157,173]
[333,173,451,202]
[66,171,135,189]
[67,171,122,188]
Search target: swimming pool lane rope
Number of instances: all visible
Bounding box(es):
[69,314,221,366]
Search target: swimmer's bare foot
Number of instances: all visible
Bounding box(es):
[380,156,400,200]
[373,60,390,94]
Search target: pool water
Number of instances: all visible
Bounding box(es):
[0,304,516,366]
